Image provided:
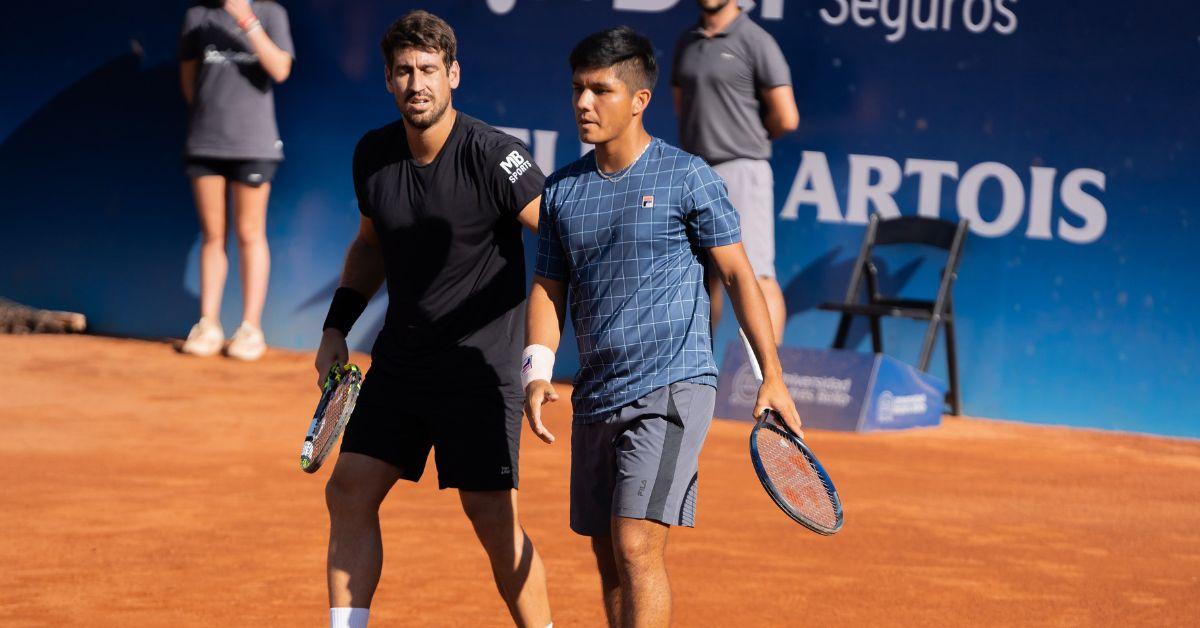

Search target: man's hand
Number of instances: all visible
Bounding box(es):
[314,328,349,389]
[223,0,255,24]
[523,380,559,444]
[755,376,804,439]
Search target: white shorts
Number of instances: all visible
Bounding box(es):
[713,159,776,279]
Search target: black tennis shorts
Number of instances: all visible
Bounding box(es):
[339,365,524,491]
[184,157,279,186]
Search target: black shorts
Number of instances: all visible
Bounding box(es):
[339,365,524,491]
[184,157,279,186]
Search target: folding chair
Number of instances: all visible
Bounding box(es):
[818,215,969,415]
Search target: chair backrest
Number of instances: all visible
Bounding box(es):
[841,215,969,304]
[874,216,962,250]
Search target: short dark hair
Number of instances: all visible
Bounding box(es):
[380,10,457,71]
[569,26,658,91]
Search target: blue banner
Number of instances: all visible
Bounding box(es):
[715,342,945,431]
[1,1,1197,436]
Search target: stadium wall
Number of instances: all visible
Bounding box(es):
[1,1,1196,436]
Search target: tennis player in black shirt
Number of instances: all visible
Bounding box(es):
[315,11,552,628]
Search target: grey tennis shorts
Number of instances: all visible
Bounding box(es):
[713,158,776,278]
[570,381,717,537]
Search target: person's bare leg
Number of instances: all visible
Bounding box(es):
[612,517,671,628]
[590,535,622,627]
[192,175,228,321]
[326,453,403,608]
[459,490,553,628]
[231,182,271,329]
[757,275,787,344]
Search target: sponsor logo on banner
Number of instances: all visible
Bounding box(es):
[729,362,856,408]
[778,151,1107,244]
[876,391,928,423]
[819,0,1019,43]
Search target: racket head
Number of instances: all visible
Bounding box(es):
[750,410,844,535]
[300,363,363,473]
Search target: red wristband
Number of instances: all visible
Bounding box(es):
[237,14,258,30]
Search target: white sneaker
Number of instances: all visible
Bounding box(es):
[225,322,267,361]
[181,317,224,357]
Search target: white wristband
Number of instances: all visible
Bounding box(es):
[521,344,555,389]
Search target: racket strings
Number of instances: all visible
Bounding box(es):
[313,378,358,452]
[755,429,840,530]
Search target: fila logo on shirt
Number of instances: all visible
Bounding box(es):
[499,150,532,183]
[641,195,654,208]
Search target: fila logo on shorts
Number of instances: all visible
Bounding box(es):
[641,195,654,208]
[499,150,532,183]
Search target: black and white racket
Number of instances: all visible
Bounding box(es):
[299,363,362,473]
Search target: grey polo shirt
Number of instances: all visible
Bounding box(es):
[179,1,295,161]
[671,12,792,165]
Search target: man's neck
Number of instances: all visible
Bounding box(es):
[404,107,458,166]
[700,3,741,36]
[595,123,652,176]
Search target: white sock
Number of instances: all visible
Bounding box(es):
[330,607,369,628]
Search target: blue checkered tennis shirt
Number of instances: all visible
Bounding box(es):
[536,138,742,422]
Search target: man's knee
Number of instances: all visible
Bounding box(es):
[325,457,395,520]
[460,491,518,547]
[613,520,668,572]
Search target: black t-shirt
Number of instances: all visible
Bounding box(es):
[353,113,545,392]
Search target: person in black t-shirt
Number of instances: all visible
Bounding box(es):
[314,11,552,628]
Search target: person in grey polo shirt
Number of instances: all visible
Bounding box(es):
[672,0,799,344]
[178,0,294,361]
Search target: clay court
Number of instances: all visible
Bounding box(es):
[3,335,1198,626]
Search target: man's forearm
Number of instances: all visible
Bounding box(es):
[526,279,566,352]
[725,266,783,379]
[340,236,385,298]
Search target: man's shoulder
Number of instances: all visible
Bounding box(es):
[456,113,528,158]
[647,140,705,177]
[354,120,407,170]
[734,13,781,47]
[545,152,596,192]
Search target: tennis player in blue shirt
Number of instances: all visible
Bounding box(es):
[522,27,803,628]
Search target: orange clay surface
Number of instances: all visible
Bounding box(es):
[3,335,1199,627]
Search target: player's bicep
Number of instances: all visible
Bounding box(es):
[706,241,754,285]
[531,274,567,306]
[357,215,381,249]
[517,195,541,232]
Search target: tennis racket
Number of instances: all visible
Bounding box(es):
[736,327,843,534]
[750,409,844,535]
[299,362,363,473]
